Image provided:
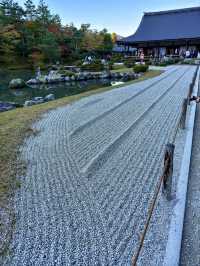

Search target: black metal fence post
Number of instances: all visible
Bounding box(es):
[180,98,188,129]
[162,143,175,201]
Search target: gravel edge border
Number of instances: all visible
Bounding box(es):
[163,66,200,266]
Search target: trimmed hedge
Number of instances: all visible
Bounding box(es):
[154,58,181,67]
[133,64,149,73]
[81,60,104,72]
[58,70,75,76]
[112,64,125,70]
[124,58,135,68]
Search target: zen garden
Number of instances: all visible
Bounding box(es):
[0,1,200,265]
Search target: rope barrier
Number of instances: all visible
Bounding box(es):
[132,157,170,266]
[131,66,198,266]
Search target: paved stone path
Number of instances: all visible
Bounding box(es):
[180,76,200,266]
[2,66,196,265]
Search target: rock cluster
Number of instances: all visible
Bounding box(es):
[24,94,55,107]
[26,71,138,85]
[5,70,139,112]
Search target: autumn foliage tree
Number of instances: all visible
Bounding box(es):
[0,0,114,67]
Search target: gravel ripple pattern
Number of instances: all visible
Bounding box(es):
[2,65,196,266]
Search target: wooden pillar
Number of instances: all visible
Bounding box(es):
[186,41,188,50]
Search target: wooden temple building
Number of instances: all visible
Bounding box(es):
[118,7,200,58]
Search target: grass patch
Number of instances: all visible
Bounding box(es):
[0,69,163,252]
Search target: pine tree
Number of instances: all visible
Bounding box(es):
[37,0,51,26]
[51,14,61,26]
[39,31,60,63]
[0,0,24,25]
[24,0,37,21]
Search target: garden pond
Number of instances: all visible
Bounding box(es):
[0,69,116,105]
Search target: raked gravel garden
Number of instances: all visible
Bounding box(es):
[1,65,197,265]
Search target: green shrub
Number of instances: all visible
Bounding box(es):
[181,59,197,65]
[145,60,151,65]
[111,54,124,63]
[124,58,135,68]
[173,58,180,64]
[112,64,125,70]
[164,58,180,65]
[107,61,114,70]
[133,64,149,73]
[74,60,83,67]
[158,62,168,67]
[81,60,104,72]
[167,59,175,65]
[58,70,75,76]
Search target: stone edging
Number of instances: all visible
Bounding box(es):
[163,67,200,266]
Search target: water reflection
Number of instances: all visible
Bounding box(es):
[0,69,112,104]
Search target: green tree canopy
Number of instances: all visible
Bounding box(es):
[0,0,114,66]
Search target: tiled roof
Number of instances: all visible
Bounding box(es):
[120,7,200,44]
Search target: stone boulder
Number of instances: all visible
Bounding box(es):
[24,96,45,107]
[24,100,34,107]
[26,78,41,85]
[94,73,100,79]
[32,97,44,104]
[9,79,26,89]
[100,71,111,79]
[0,102,16,112]
[76,73,86,81]
[65,76,71,82]
[44,94,55,101]
[111,72,119,79]
[122,73,132,82]
[85,73,92,80]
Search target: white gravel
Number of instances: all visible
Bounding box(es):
[2,65,197,265]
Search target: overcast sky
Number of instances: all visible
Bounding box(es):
[17,0,200,36]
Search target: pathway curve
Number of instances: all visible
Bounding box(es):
[3,65,196,265]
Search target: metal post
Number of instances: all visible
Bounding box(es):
[180,99,188,129]
[188,83,193,101]
[162,143,175,201]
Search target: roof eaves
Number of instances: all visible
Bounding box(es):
[118,36,200,45]
[144,6,200,16]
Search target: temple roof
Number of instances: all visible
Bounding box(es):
[120,7,200,44]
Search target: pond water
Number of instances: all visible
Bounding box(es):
[0,69,112,105]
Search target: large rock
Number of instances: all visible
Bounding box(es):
[26,78,40,85]
[83,72,92,80]
[100,71,111,79]
[122,73,131,82]
[90,73,96,79]
[111,72,120,79]
[44,94,55,101]
[24,97,44,107]
[65,76,70,82]
[24,100,34,107]
[94,73,100,79]
[9,79,26,89]
[0,102,16,112]
[76,73,86,81]
[32,97,44,104]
